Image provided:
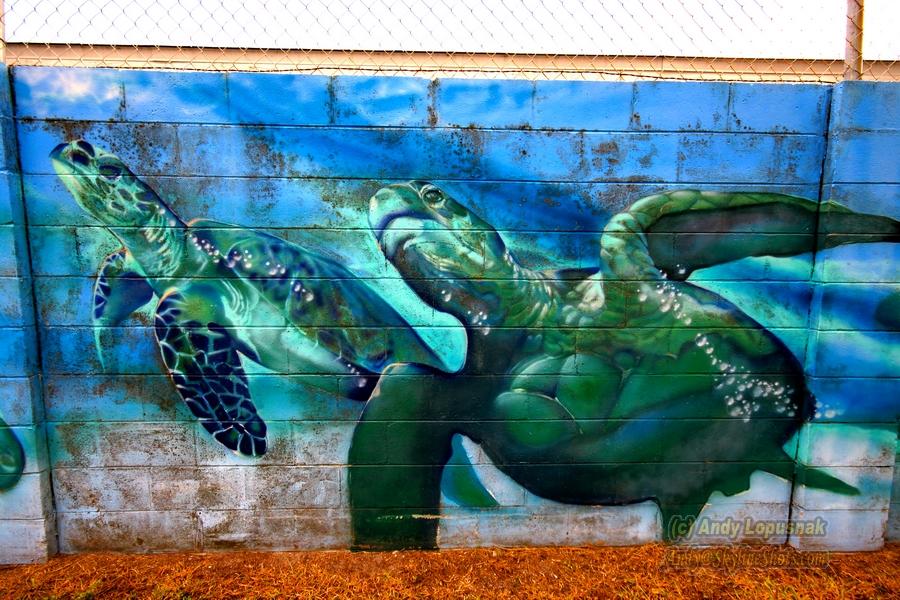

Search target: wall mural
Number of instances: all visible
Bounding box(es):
[50,138,899,550]
[50,140,444,457]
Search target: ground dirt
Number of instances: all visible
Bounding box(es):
[1,543,898,599]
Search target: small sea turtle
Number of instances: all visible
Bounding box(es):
[51,141,442,457]
[0,416,25,491]
[350,181,899,549]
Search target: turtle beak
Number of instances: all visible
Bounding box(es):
[49,142,71,174]
[369,184,433,243]
[49,143,68,159]
[49,140,95,176]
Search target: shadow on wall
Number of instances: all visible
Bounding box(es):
[50,139,900,550]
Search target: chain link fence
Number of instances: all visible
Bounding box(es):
[1,0,898,81]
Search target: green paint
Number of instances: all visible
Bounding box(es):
[350,183,897,549]
[50,141,899,549]
[52,140,443,456]
[0,416,24,492]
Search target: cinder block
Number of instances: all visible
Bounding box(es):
[674,503,792,546]
[826,130,900,184]
[440,503,659,548]
[44,374,175,424]
[810,332,900,379]
[12,423,50,473]
[0,471,54,519]
[41,326,162,375]
[792,465,894,510]
[0,171,24,226]
[815,243,900,284]
[244,466,341,509]
[794,423,896,467]
[788,508,887,551]
[225,72,331,126]
[148,466,248,511]
[888,505,900,540]
[806,378,900,423]
[13,66,127,121]
[53,467,152,512]
[829,81,900,133]
[0,277,33,326]
[332,76,431,127]
[435,78,535,129]
[631,81,729,131]
[121,70,228,123]
[291,421,355,465]
[0,518,56,564]
[48,421,196,468]
[0,376,41,425]
[58,510,200,553]
[198,508,349,550]
[728,83,830,134]
[194,421,294,467]
[0,328,36,375]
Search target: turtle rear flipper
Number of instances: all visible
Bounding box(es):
[602,190,899,280]
[93,248,154,367]
[154,291,267,457]
[795,463,860,496]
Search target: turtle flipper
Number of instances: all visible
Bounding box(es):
[0,416,25,491]
[93,248,154,367]
[659,502,706,542]
[349,364,454,550]
[601,190,899,280]
[441,435,499,508]
[794,463,860,496]
[154,291,267,457]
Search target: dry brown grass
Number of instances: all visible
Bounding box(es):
[1,543,898,599]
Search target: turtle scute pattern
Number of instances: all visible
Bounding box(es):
[189,226,432,374]
[154,292,267,457]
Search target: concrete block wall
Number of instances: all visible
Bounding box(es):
[0,65,56,563]
[813,83,900,544]
[0,67,897,560]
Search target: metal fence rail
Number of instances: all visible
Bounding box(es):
[2,0,897,81]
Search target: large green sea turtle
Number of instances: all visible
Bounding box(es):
[350,181,899,549]
[0,416,24,491]
[51,141,443,457]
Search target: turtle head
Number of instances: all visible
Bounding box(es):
[369,181,512,321]
[50,140,166,227]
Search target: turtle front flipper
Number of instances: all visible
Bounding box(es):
[0,416,25,491]
[349,364,456,550]
[93,248,154,367]
[154,290,267,457]
[601,190,899,280]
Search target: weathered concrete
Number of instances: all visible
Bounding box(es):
[0,69,897,560]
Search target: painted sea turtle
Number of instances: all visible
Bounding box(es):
[0,416,25,491]
[350,181,899,549]
[50,141,443,457]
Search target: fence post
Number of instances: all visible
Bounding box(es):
[843,0,864,80]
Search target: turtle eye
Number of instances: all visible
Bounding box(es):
[421,186,444,206]
[98,164,122,181]
[70,151,90,167]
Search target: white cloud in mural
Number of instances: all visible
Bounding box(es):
[17,68,120,104]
